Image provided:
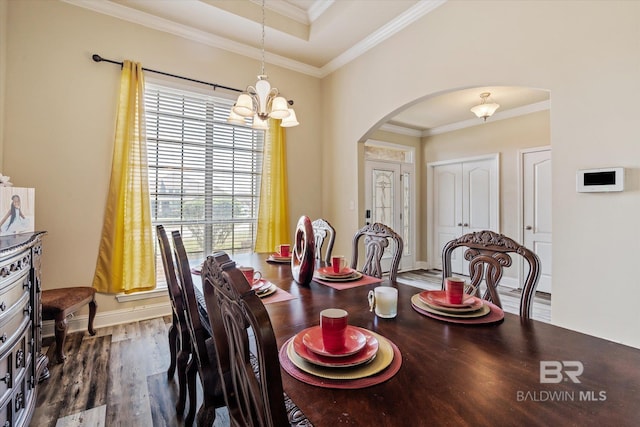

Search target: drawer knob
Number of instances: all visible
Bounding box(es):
[0,372,10,384]
[0,334,7,343]
[23,306,32,316]
[14,392,23,411]
[16,350,23,368]
[0,302,5,311]
[23,280,31,290]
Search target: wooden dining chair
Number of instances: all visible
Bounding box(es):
[351,222,404,284]
[441,230,541,319]
[155,225,191,416]
[171,230,226,426]
[201,251,312,427]
[311,218,336,265]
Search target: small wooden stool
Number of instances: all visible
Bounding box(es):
[41,287,97,363]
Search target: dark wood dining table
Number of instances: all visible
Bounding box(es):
[196,252,640,427]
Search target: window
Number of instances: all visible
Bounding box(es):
[145,82,264,285]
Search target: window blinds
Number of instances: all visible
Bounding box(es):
[145,83,264,279]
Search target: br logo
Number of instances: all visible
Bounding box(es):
[540,361,584,383]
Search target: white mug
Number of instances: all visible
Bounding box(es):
[368,286,398,318]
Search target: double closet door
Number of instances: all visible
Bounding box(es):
[431,156,499,274]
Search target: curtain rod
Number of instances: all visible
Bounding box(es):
[92,54,243,94]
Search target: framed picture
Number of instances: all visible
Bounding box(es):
[0,187,35,236]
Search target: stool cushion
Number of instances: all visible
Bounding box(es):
[42,287,96,320]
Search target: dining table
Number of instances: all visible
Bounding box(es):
[194,252,640,427]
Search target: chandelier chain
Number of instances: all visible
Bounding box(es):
[261,0,265,76]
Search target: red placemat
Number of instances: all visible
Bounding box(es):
[313,274,382,290]
[411,296,505,325]
[262,287,297,304]
[279,335,402,389]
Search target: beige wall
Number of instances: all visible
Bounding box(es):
[323,1,640,348]
[2,1,322,316]
[0,0,6,165]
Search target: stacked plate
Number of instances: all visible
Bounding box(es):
[267,252,291,263]
[411,290,504,325]
[412,290,490,318]
[251,280,277,298]
[286,325,394,380]
[314,266,363,282]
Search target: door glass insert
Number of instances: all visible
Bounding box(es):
[402,171,411,256]
[372,169,394,225]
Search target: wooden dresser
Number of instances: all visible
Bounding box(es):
[0,232,47,427]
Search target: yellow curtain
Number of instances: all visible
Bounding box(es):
[255,119,291,252]
[92,60,156,294]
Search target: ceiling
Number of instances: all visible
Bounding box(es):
[65,0,549,134]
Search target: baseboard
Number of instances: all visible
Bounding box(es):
[42,301,172,338]
[415,261,429,270]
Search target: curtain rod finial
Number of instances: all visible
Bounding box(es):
[92,54,103,62]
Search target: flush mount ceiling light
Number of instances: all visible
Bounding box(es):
[470,92,500,121]
[228,0,299,129]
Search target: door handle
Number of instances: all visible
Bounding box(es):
[525,225,533,230]
[463,223,469,227]
[457,223,462,227]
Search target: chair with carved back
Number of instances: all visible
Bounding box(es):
[201,251,312,427]
[171,230,226,426]
[350,222,404,284]
[311,218,336,265]
[155,225,191,416]
[442,230,541,319]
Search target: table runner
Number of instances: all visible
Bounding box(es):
[312,274,382,290]
[261,286,297,304]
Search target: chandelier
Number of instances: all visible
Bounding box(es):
[227,0,299,129]
[470,92,500,121]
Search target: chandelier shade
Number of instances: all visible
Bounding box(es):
[470,92,500,121]
[227,0,299,129]
[280,108,299,127]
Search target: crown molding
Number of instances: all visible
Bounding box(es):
[255,0,308,25]
[379,123,424,138]
[62,0,323,78]
[425,100,550,136]
[383,100,550,138]
[63,0,444,79]
[307,0,335,23]
[320,0,447,76]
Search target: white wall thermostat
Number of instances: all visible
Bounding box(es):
[576,167,624,192]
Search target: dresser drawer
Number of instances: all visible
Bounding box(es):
[0,253,30,293]
[12,368,31,427]
[0,272,29,322]
[0,295,29,358]
[0,316,30,412]
[0,393,10,427]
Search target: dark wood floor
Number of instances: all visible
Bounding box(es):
[33,316,230,427]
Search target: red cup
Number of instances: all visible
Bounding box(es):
[277,244,290,257]
[331,255,346,274]
[445,277,465,304]
[320,308,348,352]
[239,266,262,285]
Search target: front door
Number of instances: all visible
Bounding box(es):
[364,160,414,272]
[522,148,552,293]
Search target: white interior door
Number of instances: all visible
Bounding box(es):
[432,163,463,272]
[364,160,414,272]
[431,157,499,274]
[523,148,552,293]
